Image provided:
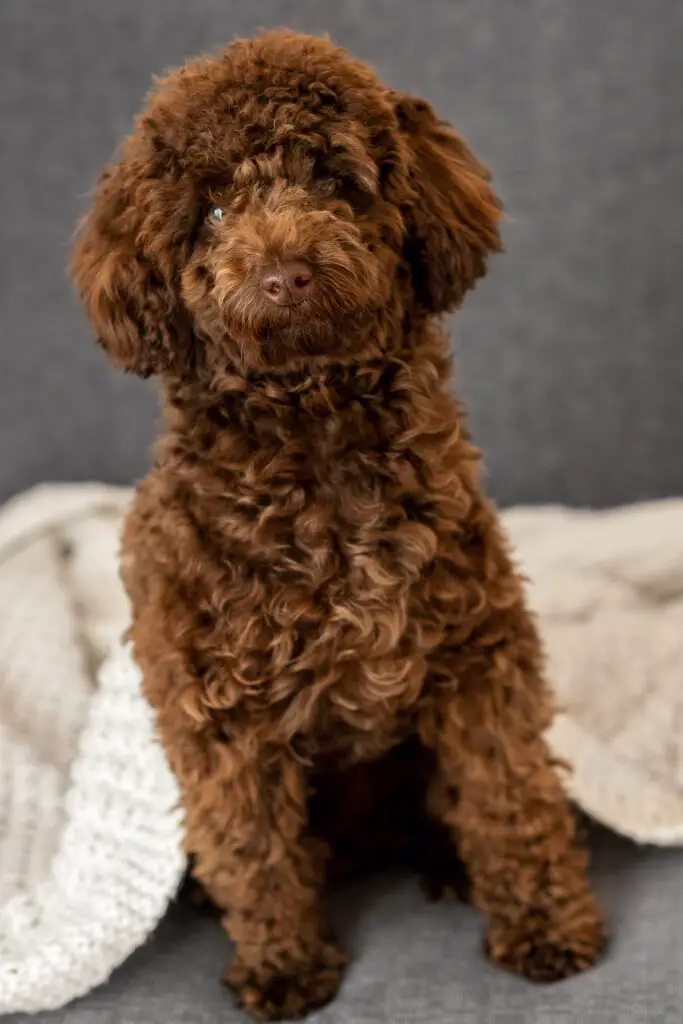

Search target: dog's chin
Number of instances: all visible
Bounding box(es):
[234,302,375,370]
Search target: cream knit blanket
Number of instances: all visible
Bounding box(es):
[0,484,681,1013]
[0,486,184,1015]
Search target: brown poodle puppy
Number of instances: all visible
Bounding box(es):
[72,30,605,1021]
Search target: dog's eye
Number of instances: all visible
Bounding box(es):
[316,179,337,198]
[208,206,225,223]
[339,183,375,214]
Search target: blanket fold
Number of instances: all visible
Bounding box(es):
[0,486,184,1015]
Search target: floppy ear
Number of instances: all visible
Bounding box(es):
[393,93,502,314]
[71,146,191,377]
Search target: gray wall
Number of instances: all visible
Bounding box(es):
[2,0,682,507]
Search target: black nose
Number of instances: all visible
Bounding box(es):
[261,260,314,306]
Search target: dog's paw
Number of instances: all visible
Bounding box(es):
[485,908,606,983]
[224,942,347,1021]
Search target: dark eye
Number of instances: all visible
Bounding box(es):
[343,184,375,213]
[316,179,337,198]
[208,206,225,223]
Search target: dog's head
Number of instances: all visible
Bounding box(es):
[72,31,501,377]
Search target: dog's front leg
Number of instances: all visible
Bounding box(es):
[420,526,605,981]
[164,720,345,1021]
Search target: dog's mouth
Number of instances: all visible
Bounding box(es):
[250,301,372,365]
[219,264,382,365]
[256,298,314,325]
[187,236,386,369]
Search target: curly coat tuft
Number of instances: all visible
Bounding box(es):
[72,30,604,1021]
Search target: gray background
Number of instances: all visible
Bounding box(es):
[2,0,682,508]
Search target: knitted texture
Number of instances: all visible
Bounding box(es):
[0,485,681,1013]
[0,485,185,1015]
[506,499,683,845]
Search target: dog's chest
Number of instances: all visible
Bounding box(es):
[197,446,441,752]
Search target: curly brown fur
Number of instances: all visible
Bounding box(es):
[72,30,605,1020]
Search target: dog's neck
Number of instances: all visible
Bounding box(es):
[161,318,455,458]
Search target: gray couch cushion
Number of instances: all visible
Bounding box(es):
[4,826,682,1023]
[2,0,683,507]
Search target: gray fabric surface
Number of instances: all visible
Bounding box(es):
[4,826,683,1023]
[2,0,683,507]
